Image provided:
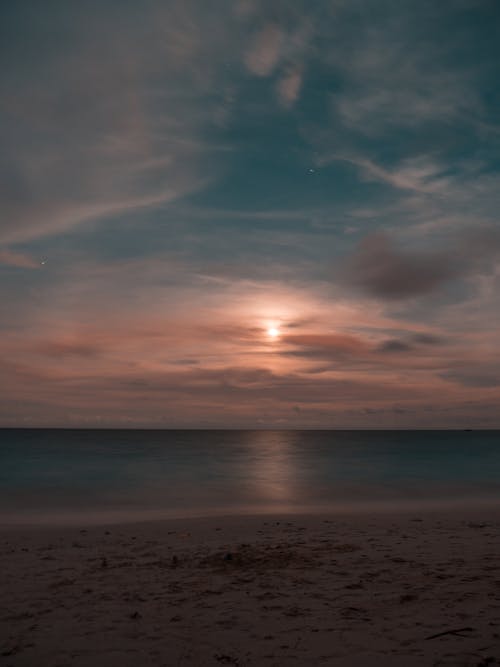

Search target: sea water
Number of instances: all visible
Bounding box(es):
[1,429,499,524]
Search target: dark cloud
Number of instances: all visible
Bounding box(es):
[170,358,199,366]
[341,226,500,302]
[377,339,412,353]
[377,332,446,352]
[281,330,451,364]
[283,333,368,353]
[440,367,500,388]
[411,332,444,345]
[341,232,457,299]
[459,227,500,261]
[37,341,103,358]
[280,333,371,362]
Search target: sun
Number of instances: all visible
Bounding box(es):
[267,327,280,339]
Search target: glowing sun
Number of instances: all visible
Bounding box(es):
[267,327,280,339]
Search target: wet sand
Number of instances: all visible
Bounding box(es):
[2,510,500,666]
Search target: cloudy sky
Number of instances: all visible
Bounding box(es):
[1,0,500,428]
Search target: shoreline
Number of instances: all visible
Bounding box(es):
[2,494,500,529]
[0,497,500,534]
[3,509,500,665]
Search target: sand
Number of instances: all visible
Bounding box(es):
[2,510,500,666]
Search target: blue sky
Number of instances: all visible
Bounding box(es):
[1,0,500,427]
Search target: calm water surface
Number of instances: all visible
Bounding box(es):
[1,429,499,523]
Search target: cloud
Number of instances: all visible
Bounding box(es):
[276,66,303,107]
[0,249,40,269]
[244,23,284,76]
[283,332,370,358]
[0,2,238,245]
[341,232,457,299]
[325,3,481,134]
[0,360,427,411]
[411,332,444,346]
[0,190,202,246]
[335,81,469,133]
[281,329,453,371]
[36,340,104,359]
[334,155,451,195]
[440,367,500,389]
[377,339,412,353]
[377,332,445,352]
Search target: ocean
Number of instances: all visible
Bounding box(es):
[1,429,499,524]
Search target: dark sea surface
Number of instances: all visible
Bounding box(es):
[1,429,500,524]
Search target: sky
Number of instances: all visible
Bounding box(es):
[1,0,500,428]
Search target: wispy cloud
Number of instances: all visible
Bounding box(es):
[327,155,452,195]
[0,3,245,245]
[325,6,481,134]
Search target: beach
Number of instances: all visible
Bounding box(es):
[2,510,500,666]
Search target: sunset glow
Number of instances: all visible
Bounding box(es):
[1,2,500,428]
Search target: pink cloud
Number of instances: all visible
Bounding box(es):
[0,249,40,269]
[244,24,284,76]
[276,67,303,107]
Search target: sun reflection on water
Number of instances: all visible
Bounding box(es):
[245,430,301,503]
